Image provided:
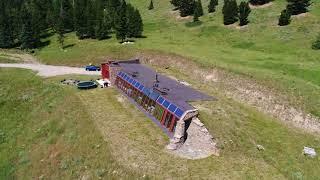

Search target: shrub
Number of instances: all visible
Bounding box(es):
[249,0,272,6]
[223,0,238,25]
[312,34,320,50]
[278,9,291,26]
[208,0,218,13]
[239,1,251,26]
[287,0,311,15]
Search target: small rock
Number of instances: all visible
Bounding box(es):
[39,175,44,180]
[257,144,265,151]
[303,147,316,158]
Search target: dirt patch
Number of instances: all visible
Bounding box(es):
[249,2,273,9]
[134,51,320,134]
[169,118,219,159]
[0,50,39,64]
[291,12,309,19]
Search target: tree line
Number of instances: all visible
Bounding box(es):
[0,0,143,49]
[170,0,312,27]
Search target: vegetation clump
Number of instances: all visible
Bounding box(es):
[287,0,311,15]
[223,0,239,25]
[208,0,218,13]
[278,9,291,26]
[0,0,144,49]
[312,34,320,50]
[179,0,196,17]
[239,1,251,26]
[249,0,272,6]
[148,0,154,10]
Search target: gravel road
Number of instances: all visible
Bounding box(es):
[0,63,100,77]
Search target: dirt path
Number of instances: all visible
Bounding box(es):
[0,63,100,77]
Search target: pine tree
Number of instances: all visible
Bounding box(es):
[197,0,204,16]
[312,34,320,50]
[222,0,238,25]
[278,9,291,26]
[249,0,271,6]
[20,4,37,49]
[179,0,196,17]
[148,0,154,10]
[74,0,88,39]
[95,0,111,40]
[57,1,65,49]
[133,9,144,37]
[126,4,136,38]
[208,0,218,13]
[61,0,74,31]
[287,0,311,15]
[86,0,96,38]
[0,1,14,48]
[114,0,128,42]
[170,0,181,10]
[239,1,251,26]
[193,2,200,22]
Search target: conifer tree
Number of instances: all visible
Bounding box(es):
[239,1,251,26]
[286,0,311,15]
[74,0,88,39]
[197,0,204,16]
[133,9,144,37]
[249,0,271,6]
[0,1,14,48]
[179,0,196,17]
[312,34,320,50]
[208,0,218,13]
[278,9,291,26]
[86,0,96,38]
[114,0,128,42]
[170,0,181,10]
[193,3,200,22]
[61,0,74,31]
[95,0,111,40]
[20,4,37,49]
[148,0,154,10]
[57,1,65,49]
[222,0,238,25]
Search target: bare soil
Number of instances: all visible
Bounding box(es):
[249,2,273,9]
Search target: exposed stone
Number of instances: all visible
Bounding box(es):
[257,144,265,151]
[303,147,316,158]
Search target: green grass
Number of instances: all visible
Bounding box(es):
[0,69,141,179]
[34,0,320,117]
[0,66,319,179]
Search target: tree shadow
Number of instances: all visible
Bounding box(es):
[63,43,75,49]
[37,40,51,49]
[185,21,203,27]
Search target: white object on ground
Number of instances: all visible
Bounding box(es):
[96,79,111,88]
[303,147,316,158]
[0,63,100,77]
[257,144,265,151]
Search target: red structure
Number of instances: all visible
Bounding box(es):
[101,63,110,79]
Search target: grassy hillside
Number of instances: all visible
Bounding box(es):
[0,69,141,179]
[35,0,320,118]
[0,68,319,179]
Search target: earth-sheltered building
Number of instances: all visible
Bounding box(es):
[101,59,214,145]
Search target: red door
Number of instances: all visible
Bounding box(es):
[101,63,110,79]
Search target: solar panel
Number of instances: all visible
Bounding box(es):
[138,84,144,91]
[149,91,160,101]
[132,80,137,85]
[157,96,164,104]
[134,82,140,88]
[143,87,151,96]
[118,72,122,76]
[168,104,177,113]
[128,78,134,84]
[121,72,125,78]
[162,100,170,108]
[125,76,130,81]
[174,108,184,118]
